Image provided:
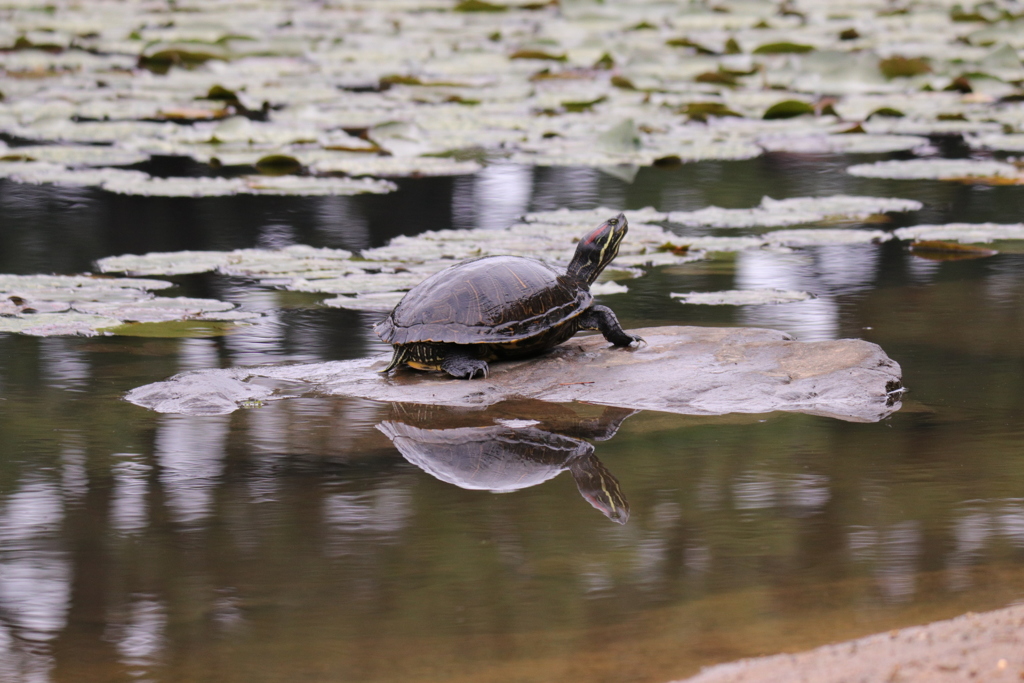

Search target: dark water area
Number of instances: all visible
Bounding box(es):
[1,155,1024,682]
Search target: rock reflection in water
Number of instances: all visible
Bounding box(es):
[377,404,634,523]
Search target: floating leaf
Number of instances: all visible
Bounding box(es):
[0,312,123,337]
[894,223,1024,243]
[758,133,930,154]
[671,289,814,305]
[0,145,149,167]
[752,42,814,54]
[454,0,507,11]
[0,274,251,337]
[254,154,302,175]
[866,107,905,119]
[105,320,248,338]
[847,158,1024,181]
[323,291,408,312]
[908,240,998,260]
[763,100,815,120]
[510,49,566,62]
[879,56,932,79]
[764,228,891,247]
[590,281,629,295]
[666,195,921,228]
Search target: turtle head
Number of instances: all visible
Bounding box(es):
[567,213,628,286]
[568,452,630,524]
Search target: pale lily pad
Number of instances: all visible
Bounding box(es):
[0,144,150,167]
[666,195,921,228]
[965,134,1024,153]
[0,162,150,187]
[0,312,123,337]
[0,274,174,301]
[0,0,1023,181]
[97,245,355,279]
[96,251,236,277]
[590,281,629,295]
[846,158,1024,181]
[893,223,1024,243]
[101,175,249,197]
[757,134,931,155]
[285,272,426,295]
[71,297,250,324]
[308,155,483,177]
[323,292,408,312]
[236,175,398,196]
[0,273,251,337]
[764,228,892,247]
[671,289,814,305]
[99,174,398,197]
[860,118,1005,137]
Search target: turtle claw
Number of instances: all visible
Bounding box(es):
[441,354,490,380]
[631,335,646,348]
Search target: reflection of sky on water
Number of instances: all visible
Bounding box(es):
[105,595,167,678]
[154,415,229,526]
[735,245,881,341]
[39,338,91,391]
[465,163,532,231]
[110,458,151,534]
[0,480,71,682]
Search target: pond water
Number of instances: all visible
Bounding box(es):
[1,154,1024,683]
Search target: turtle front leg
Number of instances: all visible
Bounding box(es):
[577,305,644,346]
[441,347,490,380]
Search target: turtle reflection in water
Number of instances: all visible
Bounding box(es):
[374,213,643,379]
[376,405,634,523]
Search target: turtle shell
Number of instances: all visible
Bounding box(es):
[375,255,591,345]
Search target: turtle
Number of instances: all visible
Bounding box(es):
[376,418,630,523]
[374,213,642,379]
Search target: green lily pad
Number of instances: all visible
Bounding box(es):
[752,42,815,54]
[105,320,247,338]
[763,100,815,120]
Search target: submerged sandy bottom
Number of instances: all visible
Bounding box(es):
[680,603,1024,683]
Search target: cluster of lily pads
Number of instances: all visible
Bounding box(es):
[2,0,1024,192]
[89,194,919,315]
[4,190,1023,335]
[0,273,259,336]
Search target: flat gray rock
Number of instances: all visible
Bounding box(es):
[125,326,903,423]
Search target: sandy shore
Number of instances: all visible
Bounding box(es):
[677,603,1024,683]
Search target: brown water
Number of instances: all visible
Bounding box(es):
[1,155,1024,682]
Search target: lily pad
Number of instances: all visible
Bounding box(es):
[323,292,409,312]
[590,281,629,295]
[665,195,921,228]
[893,223,1024,243]
[0,144,149,167]
[966,133,1024,152]
[671,289,814,305]
[0,273,251,337]
[757,134,931,155]
[763,228,891,247]
[846,158,1024,181]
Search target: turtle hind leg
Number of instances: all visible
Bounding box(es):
[380,346,408,374]
[440,347,489,380]
[577,304,643,346]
